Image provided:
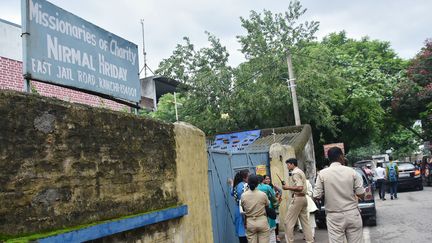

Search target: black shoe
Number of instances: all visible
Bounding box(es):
[383,198,386,200]
[391,196,393,200]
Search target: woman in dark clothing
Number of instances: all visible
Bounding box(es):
[230,169,250,243]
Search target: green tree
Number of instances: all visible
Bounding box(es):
[148,93,185,123]
[229,0,319,130]
[291,32,406,159]
[154,2,408,163]
[155,1,318,134]
[156,32,236,133]
[392,39,432,142]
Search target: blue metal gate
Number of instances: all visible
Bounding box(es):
[208,151,270,243]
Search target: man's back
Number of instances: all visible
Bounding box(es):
[386,162,399,182]
[314,162,365,212]
[375,166,385,179]
[241,189,268,217]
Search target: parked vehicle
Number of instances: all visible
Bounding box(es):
[354,160,376,174]
[372,154,389,164]
[396,162,423,191]
[315,168,377,228]
[354,160,375,187]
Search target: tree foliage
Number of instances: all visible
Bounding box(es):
[152,0,415,162]
[146,93,184,123]
[346,143,381,164]
[392,39,432,142]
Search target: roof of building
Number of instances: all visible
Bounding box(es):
[0,18,20,28]
[141,75,181,101]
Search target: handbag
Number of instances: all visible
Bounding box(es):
[306,195,318,213]
[265,206,277,220]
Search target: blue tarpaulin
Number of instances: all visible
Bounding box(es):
[209,130,261,152]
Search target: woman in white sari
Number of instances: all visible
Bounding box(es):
[298,180,318,238]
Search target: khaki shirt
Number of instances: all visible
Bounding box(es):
[314,162,365,213]
[290,167,308,195]
[241,189,269,218]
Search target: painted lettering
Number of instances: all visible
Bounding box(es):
[31,58,52,75]
[56,66,74,80]
[109,39,137,65]
[98,54,127,81]
[98,77,137,97]
[47,34,95,71]
[77,70,96,86]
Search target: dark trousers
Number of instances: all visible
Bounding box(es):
[239,236,248,243]
[376,179,386,199]
[389,181,398,198]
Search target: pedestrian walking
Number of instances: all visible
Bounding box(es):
[241,174,270,243]
[282,158,314,243]
[314,147,365,243]
[230,169,250,243]
[375,163,387,200]
[257,175,278,243]
[386,157,399,200]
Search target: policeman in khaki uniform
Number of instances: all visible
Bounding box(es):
[314,147,365,243]
[282,158,314,243]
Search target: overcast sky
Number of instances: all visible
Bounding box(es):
[1,0,431,76]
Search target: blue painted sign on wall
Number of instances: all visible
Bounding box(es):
[22,0,140,103]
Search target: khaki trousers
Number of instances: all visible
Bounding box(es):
[326,208,363,243]
[246,215,270,243]
[284,196,314,243]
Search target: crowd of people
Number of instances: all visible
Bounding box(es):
[229,147,366,243]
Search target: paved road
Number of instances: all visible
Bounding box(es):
[367,186,432,243]
[281,186,432,243]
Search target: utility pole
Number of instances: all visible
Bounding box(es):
[173,92,182,122]
[286,50,301,126]
[140,19,147,77]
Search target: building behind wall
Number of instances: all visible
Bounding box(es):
[140,76,180,111]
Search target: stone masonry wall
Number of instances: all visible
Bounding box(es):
[0,90,178,237]
[85,122,215,243]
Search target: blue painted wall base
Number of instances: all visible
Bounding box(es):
[38,205,188,243]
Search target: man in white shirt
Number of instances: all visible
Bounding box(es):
[375,164,386,200]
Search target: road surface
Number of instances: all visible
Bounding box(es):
[281,186,432,243]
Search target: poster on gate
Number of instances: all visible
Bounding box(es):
[256,165,267,176]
